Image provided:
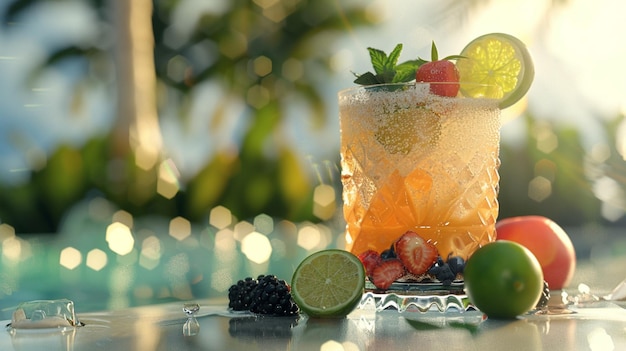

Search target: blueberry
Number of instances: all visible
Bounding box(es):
[427,256,459,286]
[447,256,465,275]
[380,243,397,260]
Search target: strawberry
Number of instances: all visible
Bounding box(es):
[415,41,462,97]
[370,259,405,290]
[358,250,382,277]
[395,231,439,276]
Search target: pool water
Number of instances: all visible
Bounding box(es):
[0,202,335,320]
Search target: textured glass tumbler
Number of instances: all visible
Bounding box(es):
[339,82,502,261]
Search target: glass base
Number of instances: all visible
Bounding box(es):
[358,280,475,313]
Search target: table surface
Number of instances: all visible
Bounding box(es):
[1,293,626,351]
[1,256,625,351]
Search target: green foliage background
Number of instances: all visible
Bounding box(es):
[1,0,624,234]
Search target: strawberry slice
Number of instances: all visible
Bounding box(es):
[370,259,405,290]
[395,231,438,276]
[358,250,382,277]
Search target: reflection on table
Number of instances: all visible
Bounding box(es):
[1,286,625,351]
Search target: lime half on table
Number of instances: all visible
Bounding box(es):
[291,249,365,318]
[456,33,534,108]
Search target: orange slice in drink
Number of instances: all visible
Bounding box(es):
[350,169,433,254]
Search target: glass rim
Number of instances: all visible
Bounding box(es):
[338,81,503,98]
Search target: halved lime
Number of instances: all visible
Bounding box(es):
[291,249,365,318]
[457,33,534,109]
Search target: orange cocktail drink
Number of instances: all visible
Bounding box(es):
[339,82,501,260]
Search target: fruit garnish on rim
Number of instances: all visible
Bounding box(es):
[415,41,465,97]
[352,33,534,107]
[456,32,534,108]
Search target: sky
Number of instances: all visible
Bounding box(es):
[1,0,626,184]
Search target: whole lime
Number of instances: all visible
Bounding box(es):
[496,215,576,289]
[464,241,543,319]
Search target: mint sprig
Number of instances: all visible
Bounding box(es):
[353,44,425,85]
[353,42,465,86]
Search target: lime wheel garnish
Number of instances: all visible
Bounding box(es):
[456,33,534,108]
[291,249,365,318]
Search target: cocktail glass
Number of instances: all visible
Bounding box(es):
[338,82,502,311]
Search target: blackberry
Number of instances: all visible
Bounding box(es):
[228,276,259,311]
[249,275,299,316]
[446,256,465,275]
[428,257,455,285]
[536,280,551,309]
[427,256,465,286]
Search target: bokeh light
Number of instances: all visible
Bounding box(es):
[252,56,272,77]
[253,214,273,234]
[234,221,254,241]
[157,158,181,199]
[297,224,321,251]
[210,269,233,293]
[209,206,233,229]
[106,222,135,256]
[593,176,626,222]
[2,237,25,262]
[313,184,337,220]
[139,235,162,270]
[60,247,82,270]
[533,122,558,154]
[0,224,16,241]
[214,228,235,252]
[169,216,191,241]
[282,58,303,81]
[112,210,134,229]
[86,249,108,271]
[528,176,552,202]
[241,231,272,264]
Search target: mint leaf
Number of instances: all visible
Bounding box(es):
[367,47,389,76]
[393,59,424,83]
[353,71,380,85]
[386,44,402,70]
[354,44,424,86]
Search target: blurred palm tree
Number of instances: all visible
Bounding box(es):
[0,0,377,232]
